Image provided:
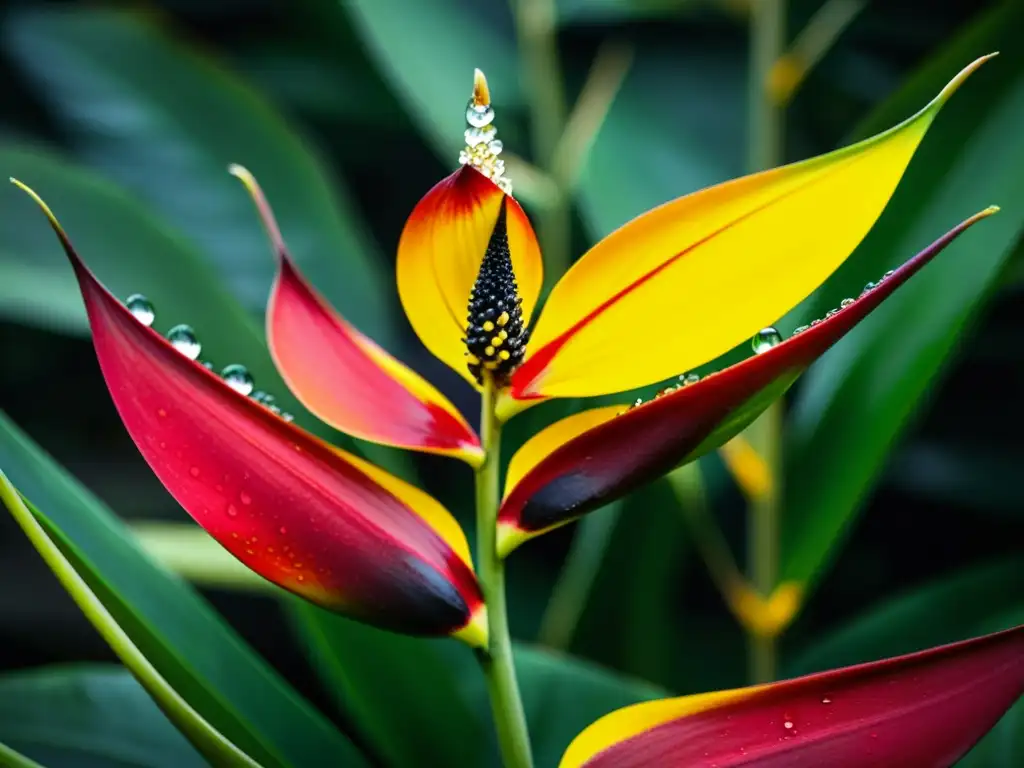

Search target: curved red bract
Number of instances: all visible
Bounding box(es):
[42,205,483,638]
[499,210,996,543]
[568,625,1023,767]
[269,254,482,460]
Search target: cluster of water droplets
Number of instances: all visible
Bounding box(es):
[791,268,896,335]
[125,294,293,422]
[625,327,786,412]
[459,100,512,193]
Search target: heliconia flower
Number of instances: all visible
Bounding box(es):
[494,206,999,555]
[560,625,1024,767]
[11,181,488,648]
[394,56,993,426]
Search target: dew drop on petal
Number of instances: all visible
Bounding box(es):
[221,363,254,396]
[167,324,202,360]
[239,491,252,506]
[226,504,239,518]
[822,697,831,704]
[864,281,877,293]
[281,412,294,423]
[793,325,810,335]
[125,294,155,326]
[251,390,275,406]
[189,466,200,478]
[883,269,896,280]
[202,361,214,370]
[840,298,855,308]
[784,721,794,729]
[752,327,782,354]
[279,526,287,535]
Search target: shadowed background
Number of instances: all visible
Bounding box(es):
[0,0,1021,765]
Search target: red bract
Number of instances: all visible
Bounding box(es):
[13,181,487,647]
[231,166,484,465]
[561,625,1024,767]
[496,208,998,556]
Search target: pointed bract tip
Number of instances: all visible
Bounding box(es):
[9,178,80,266]
[451,604,489,648]
[936,52,997,105]
[472,68,491,108]
[496,521,531,560]
[229,164,287,259]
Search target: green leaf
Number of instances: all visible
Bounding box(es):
[0,409,368,768]
[290,606,485,768]
[341,0,521,157]
[0,742,44,768]
[457,645,666,767]
[0,665,206,768]
[783,3,1024,589]
[788,557,1024,676]
[129,520,484,768]
[0,473,260,767]
[5,6,394,345]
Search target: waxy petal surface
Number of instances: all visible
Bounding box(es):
[17,181,486,645]
[498,209,996,554]
[505,55,992,409]
[230,166,483,466]
[561,625,1024,767]
[397,166,542,386]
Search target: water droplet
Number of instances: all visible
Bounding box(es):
[821,697,831,704]
[825,309,839,318]
[281,412,294,423]
[239,491,252,506]
[189,466,200,478]
[297,574,305,582]
[783,721,794,730]
[883,269,895,280]
[125,294,155,326]
[226,504,238,518]
[221,364,254,396]
[794,325,810,335]
[202,361,214,370]
[167,324,201,360]
[840,298,855,308]
[279,526,287,535]
[466,100,495,127]
[488,139,503,155]
[752,327,782,354]
[251,391,275,406]
[679,372,700,385]
[863,281,877,293]
[810,318,822,326]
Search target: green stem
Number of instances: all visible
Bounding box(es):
[509,0,572,289]
[746,0,787,684]
[475,381,534,768]
[537,502,621,651]
[748,0,786,173]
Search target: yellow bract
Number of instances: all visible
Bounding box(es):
[514,55,993,401]
[396,168,542,388]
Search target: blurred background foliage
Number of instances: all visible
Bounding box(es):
[0,0,1021,765]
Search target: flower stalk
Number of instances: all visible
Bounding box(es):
[745,0,788,684]
[475,379,534,768]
